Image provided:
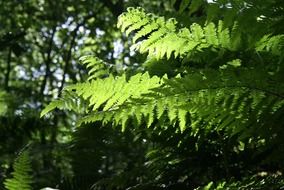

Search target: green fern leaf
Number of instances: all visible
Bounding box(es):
[178,109,187,131]
[255,34,284,55]
[40,91,86,117]
[79,55,109,80]
[190,23,204,42]
[4,150,33,190]
[66,72,163,113]
[204,22,219,46]
[118,8,234,60]
[40,100,64,117]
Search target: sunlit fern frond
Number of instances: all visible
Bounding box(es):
[117,7,235,60]
[44,64,284,136]
[42,7,284,138]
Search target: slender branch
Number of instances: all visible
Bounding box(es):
[4,47,12,92]
[57,29,78,96]
[56,0,123,95]
[58,14,96,96]
[40,26,57,96]
[38,25,56,155]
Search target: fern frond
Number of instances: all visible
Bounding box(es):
[4,150,33,190]
[118,7,235,60]
[65,72,164,112]
[79,55,109,81]
[41,72,164,128]
[74,65,284,136]
[255,34,284,56]
[43,56,284,137]
[40,91,87,117]
[43,7,284,137]
[160,67,284,135]
[77,95,187,131]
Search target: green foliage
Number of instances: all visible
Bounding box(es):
[0,91,8,116]
[4,150,33,190]
[0,0,130,187]
[42,71,164,130]
[79,55,110,81]
[117,7,235,60]
[42,3,284,141]
[255,34,284,56]
[199,173,284,190]
[40,1,284,189]
[42,57,284,137]
[40,91,87,117]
